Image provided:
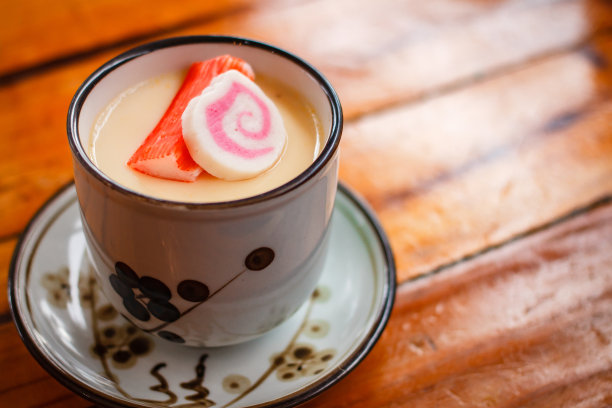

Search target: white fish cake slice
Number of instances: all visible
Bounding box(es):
[182,70,288,181]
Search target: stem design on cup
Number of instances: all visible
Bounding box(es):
[147,267,247,335]
[110,247,275,344]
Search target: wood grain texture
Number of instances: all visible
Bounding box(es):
[0,0,254,76]
[0,62,91,240]
[0,323,84,407]
[302,201,612,407]
[1,0,612,406]
[342,36,612,280]
[0,238,17,318]
[518,371,612,408]
[2,0,612,265]
[3,202,612,405]
[173,0,612,119]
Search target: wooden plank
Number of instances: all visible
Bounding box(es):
[2,2,611,407]
[340,49,601,203]
[0,323,62,396]
[1,0,612,270]
[0,322,93,407]
[0,0,254,76]
[518,371,612,408]
[1,201,611,408]
[0,238,17,318]
[0,61,86,239]
[39,394,91,408]
[3,0,610,116]
[301,201,612,407]
[0,374,90,408]
[175,0,612,118]
[341,36,612,281]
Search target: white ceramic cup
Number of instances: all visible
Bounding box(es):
[67,36,343,347]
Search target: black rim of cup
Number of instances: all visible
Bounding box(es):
[67,35,343,208]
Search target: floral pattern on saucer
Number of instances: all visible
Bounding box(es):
[41,263,335,407]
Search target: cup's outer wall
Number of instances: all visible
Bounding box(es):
[68,36,343,346]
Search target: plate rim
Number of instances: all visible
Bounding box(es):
[8,181,396,408]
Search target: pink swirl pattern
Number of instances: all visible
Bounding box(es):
[205,81,274,159]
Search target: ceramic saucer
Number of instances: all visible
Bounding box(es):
[9,183,395,408]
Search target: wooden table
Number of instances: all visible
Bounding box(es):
[2,0,612,406]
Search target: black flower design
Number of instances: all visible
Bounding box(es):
[109,262,194,324]
[112,246,275,342]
